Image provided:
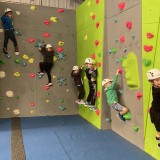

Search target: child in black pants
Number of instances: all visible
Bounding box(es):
[1,8,20,55]
[71,65,85,104]
[37,44,54,87]
[147,68,160,147]
[84,58,97,110]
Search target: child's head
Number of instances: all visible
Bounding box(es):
[46,44,53,51]
[102,78,113,89]
[72,66,79,73]
[147,68,160,88]
[84,58,93,69]
[5,8,12,18]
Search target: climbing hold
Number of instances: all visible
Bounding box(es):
[91,53,96,59]
[46,100,49,103]
[108,50,112,54]
[133,125,139,132]
[29,73,35,78]
[30,102,35,106]
[0,29,3,33]
[119,89,123,94]
[58,8,64,13]
[137,92,143,100]
[147,32,154,39]
[16,11,20,15]
[122,52,140,90]
[118,68,123,74]
[57,47,63,52]
[55,52,66,61]
[126,21,132,29]
[98,52,101,57]
[113,18,118,22]
[0,59,6,64]
[132,34,136,39]
[6,91,14,97]
[95,0,99,4]
[95,109,100,115]
[30,52,34,57]
[43,32,50,38]
[92,14,96,20]
[106,118,111,122]
[143,59,151,66]
[28,38,35,43]
[31,88,34,92]
[23,54,29,60]
[144,45,153,52]
[95,40,99,46]
[15,96,20,99]
[35,40,44,48]
[14,30,21,36]
[43,20,51,26]
[14,72,20,77]
[96,22,100,28]
[50,17,58,22]
[123,112,131,120]
[0,96,2,100]
[0,71,5,78]
[97,62,101,67]
[123,48,127,52]
[118,2,125,10]
[97,91,101,97]
[37,74,43,79]
[116,59,120,63]
[119,36,125,43]
[30,5,36,10]
[87,1,91,6]
[14,58,21,64]
[115,38,119,42]
[5,54,12,59]
[119,57,127,62]
[57,77,67,86]
[21,61,27,67]
[44,86,49,90]
[59,99,64,103]
[28,58,34,63]
[111,48,117,53]
[84,35,88,40]
[13,109,20,115]
[58,105,65,110]
[58,41,64,46]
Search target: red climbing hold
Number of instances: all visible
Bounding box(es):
[137,92,143,100]
[43,32,50,38]
[144,45,153,52]
[30,102,35,106]
[119,68,123,74]
[96,22,100,28]
[147,33,154,39]
[44,20,51,26]
[58,8,64,13]
[91,53,96,59]
[44,86,49,90]
[126,21,132,29]
[57,47,63,52]
[95,109,100,116]
[97,91,101,97]
[28,38,35,43]
[95,40,99,46]
[92,14,96,20]
[118,3,125,10]
[29,73,35,78]
[97,62,102,67]
[95,0,99,4]
[119,36,125,43]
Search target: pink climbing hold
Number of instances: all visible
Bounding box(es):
[58,8,64,13]
[96,22,100,28]
[119,36,125,43]
[92,14,96,20]
[57,47,63,52]
[144,45,153,52]
[44,20,51,26]
[126,21,132,29]
[137,92,143,100]
[91,53,96,59]
[119,68,123,74]
[95,109,100,116]
[95,40,99,46]
[30,102,35,106]
[97,62,101,67]
[97,91,101,97]
[44,86,49,90]
[147,33,154,39]
[29,73,35,78]
[95,0,99,4]
[28,38,35,43]
[43,32,50,38]
[118,2,125,10]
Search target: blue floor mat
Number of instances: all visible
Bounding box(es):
[0,118,11,160]
[20,115,155,160]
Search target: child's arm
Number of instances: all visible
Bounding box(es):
[110,69,120,88]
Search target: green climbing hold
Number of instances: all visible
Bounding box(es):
[45,92,50,95]
[0,96,2,100]
[98,52,101,57]
[14,58,21,64]
[143,59,151,66]
[111,48,117,53]
[58,105,65,110]
[133,125,139,132]
[31,88,34,92]
[119,57,127,62]
[59,99,64,103]
[0,59,6,64]
[30,52,34,56]
[15,96,20,99]
[123,112,131,120]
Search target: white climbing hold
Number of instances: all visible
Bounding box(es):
[13,109,20,115]
[6,91,14,97]
[0,71,6,78]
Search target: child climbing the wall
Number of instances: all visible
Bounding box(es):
[37,44,54,87]
[1,8,20,55]
[84,58,97,111]
[71,65,85,104]
[147,68,160,147]
[102,69,128,123]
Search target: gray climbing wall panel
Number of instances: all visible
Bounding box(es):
[102,0,143,149]
[0,2,78,117]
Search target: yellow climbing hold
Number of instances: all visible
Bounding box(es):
[84,76,87,80]
[14,72,20,77]
[58,41,64,46]
[122,52,140,90]
[28,58,34,63]
[30,5,36,11]
[52,75,56,78]
[87,1,91,6]
[84,35,88,40]
[23,54,29,60]
[46,100,49,103]
[90,12,94,17]
[53,56,57,62]
[50,17,57,22]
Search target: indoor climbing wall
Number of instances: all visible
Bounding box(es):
[0,2,78,117]
[103,0,144,149]
[143,0,160,159]
[76,0,104,129]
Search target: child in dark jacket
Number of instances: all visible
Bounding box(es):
[71,65,85,104]
[1,8,20,55]
[37,44,54,87]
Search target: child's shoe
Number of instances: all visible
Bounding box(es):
[15,51,20,56]
[158,143,160,148]
[78,100,85,104]
[37,72,45,76]
[89,105,97,111]
[46,83,53,87]
[117,113,126,123]
[84,101,90,106]
[3,48,8,54]
[156,136,160,141]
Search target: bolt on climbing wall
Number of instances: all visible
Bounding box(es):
[103,0,143,149]
[0,2,78,117]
